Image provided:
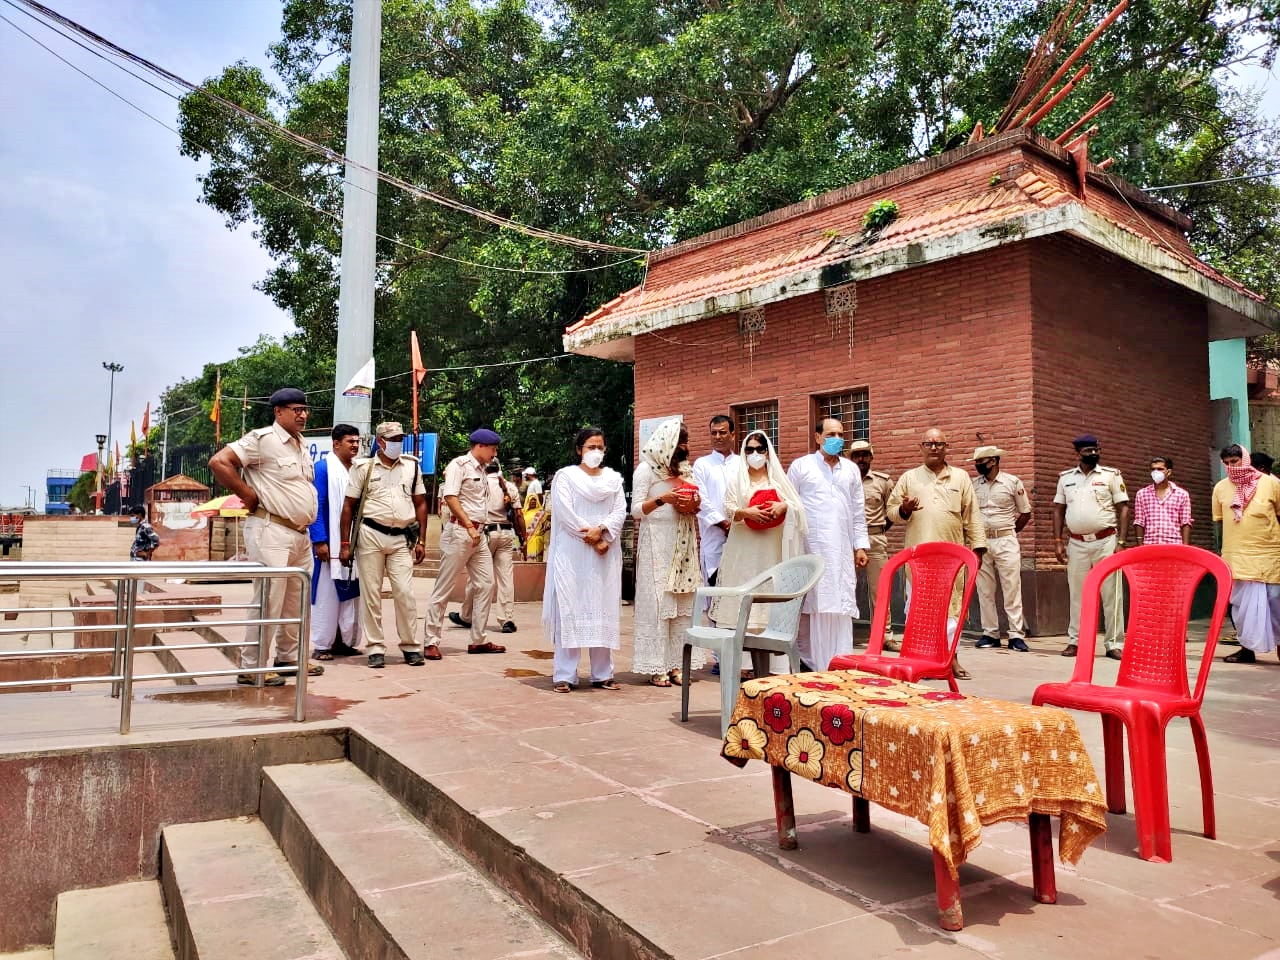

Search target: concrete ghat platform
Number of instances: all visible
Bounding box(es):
[1,580,1279,959]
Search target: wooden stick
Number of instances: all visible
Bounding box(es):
[1023,64,1092,128]
[1055,92,1116,144]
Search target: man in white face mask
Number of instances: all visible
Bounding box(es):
[340,422,428,669]
[1132,456,1192,547]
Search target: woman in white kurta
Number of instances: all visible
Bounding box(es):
[631,418,707,686]
[543,427,628,692]
[713,431,808,631]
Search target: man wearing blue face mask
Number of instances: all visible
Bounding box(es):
[786,418,870,670]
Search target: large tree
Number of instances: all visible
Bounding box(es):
[171,0,1280,468]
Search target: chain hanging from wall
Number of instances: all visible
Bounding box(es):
[824,281,857,356]
[738,306,767,369]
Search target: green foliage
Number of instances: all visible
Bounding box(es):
[68,472,98,515]
[863,199,900,232]
[168,0,1280,463]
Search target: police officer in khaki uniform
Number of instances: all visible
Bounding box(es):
[1053,434,1130,659]
[454,461,527,634]
[848,440,895,648]
[209,387,322,686]
[970,445,1033,652]
[339,422,428,669]
[423,428,507,657]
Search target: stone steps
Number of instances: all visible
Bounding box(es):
[160,818,346,960]
[260,760,581,959]
[144,628,235,685]
[54,880,174,960]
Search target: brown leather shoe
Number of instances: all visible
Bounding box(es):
[1061,644,1078,657]
[423,644,443,661]
[468,641,506,654]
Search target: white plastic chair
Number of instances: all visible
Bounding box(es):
[681,554,826,734]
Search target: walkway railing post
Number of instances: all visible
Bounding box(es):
[118,578,139,735]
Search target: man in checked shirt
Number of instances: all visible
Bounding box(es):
[1131,455,1193,546]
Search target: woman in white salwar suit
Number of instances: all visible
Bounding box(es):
[543,427,628,692]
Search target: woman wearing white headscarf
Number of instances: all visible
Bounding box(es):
[632,418,707,686]
[712,430,808,630]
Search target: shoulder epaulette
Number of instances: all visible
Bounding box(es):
[1059,467,1076,475]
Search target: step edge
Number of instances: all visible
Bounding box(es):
[54,880,176,960]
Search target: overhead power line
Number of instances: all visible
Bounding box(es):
[1144,169,1280,192]
[9,0,648,257]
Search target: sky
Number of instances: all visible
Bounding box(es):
[0,2,1277,511]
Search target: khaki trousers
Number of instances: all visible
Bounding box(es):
[864,533,895,640]
[354,525,420,657]
[462,528,516,624]
[977,534,1025,639]
[1066,535,1124,651]
[424,522,494,644]
[239,516,313,670]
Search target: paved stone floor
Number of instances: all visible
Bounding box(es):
[3,577,1279,959]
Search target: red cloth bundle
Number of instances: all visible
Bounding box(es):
[745,488,784,530]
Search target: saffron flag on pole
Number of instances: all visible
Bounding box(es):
[342,358,375,399]
[130,421,137,456]
[410,331,426,435]
[210,368,222,443]
[140,402,150,454]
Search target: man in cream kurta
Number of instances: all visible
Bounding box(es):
[340,422,427,668]
[786,418,870,670]
[887,428,986,679]
[208,387,320,686]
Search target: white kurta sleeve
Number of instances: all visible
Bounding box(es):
[631,462,654,520]
[603,481,627,541]
[551,471,592,541]
[846,465,871,551]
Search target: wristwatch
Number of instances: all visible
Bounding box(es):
[654,496,665,507]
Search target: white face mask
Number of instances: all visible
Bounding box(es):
[382,439,403,460]
[1151,470,1166,484]
[746,452,767,470]
[582,449,605,469]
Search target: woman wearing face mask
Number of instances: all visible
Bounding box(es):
[712,431,808,641]
[632,417,707,686]
[543,427,628,692]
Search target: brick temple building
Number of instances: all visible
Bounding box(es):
[565,129,1279,633]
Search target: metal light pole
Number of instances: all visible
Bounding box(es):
[159,404,199,480]
[94,433,107,514]
[332,0,382,438]
[103,362,123,484]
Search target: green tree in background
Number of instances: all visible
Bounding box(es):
[167,0,1280,469]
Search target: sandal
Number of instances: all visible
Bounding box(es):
[313,650,335,661]
[649,674,672,687]
[592,678,622,691]
[668,669,684,686]
[553,681,574,693]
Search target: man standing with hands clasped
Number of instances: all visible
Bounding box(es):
[887,428,986,680]
[1053,434,1130,660]
[340,422,428,669]
[971,445,1032,652]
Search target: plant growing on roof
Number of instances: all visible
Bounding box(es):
[863,199,899,232]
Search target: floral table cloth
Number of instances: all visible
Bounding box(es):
[722,670,1108,876]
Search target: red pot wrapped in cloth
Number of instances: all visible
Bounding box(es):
[744,488,785,530]
[669,479,701,515]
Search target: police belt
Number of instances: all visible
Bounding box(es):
[483,522,514,533]
[985,527,1016,539]
[867,524,887,535]
[251,507,308,534]
[1068,526,1116,542]
[362,517,413,537]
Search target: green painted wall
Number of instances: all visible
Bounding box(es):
[1209,338,1250,449]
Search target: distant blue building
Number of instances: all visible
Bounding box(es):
[46,468,78,515]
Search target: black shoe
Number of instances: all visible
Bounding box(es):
[501,621,517,634]
[1008,638,1030,652]
[367,653,385,669]
[404,651,426,666]
[975,636,1000,649]
[449,612,472,628]
[329,638,362,657]
[1106,648,1123,661]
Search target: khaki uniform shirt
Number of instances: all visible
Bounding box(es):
[442,453,489,524]
[484,475,520,524]
[861,470,894,533]
[975,471,1031,534]
[1054,465,1128,535]
[888,464,986,550]
[228,421,317,528]
[346,455,425,527]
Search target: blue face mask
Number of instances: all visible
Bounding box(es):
[821,436,845,456]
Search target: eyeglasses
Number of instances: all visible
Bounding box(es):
[283,405,310,414]
[744,446,766,454]
[921,441,946,448]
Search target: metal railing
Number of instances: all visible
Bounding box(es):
[0,562,310,733]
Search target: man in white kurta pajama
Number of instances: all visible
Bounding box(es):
[787,418,870,670]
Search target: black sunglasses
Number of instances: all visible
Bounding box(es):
[744,445,766,453]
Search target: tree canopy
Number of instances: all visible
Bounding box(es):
[167,0,1280,469]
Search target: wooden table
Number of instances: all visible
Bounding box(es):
[722,670,1108,930]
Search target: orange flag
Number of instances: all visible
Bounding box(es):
[410,331,427,436]
[210,368,222,443]
[140,402,150,454]
[130,420,137,449]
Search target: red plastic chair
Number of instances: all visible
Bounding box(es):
[1031,544,1231,862]
[829,542,979,690]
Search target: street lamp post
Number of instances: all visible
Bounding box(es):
[94,433,107,514]
[103,362,123,488]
